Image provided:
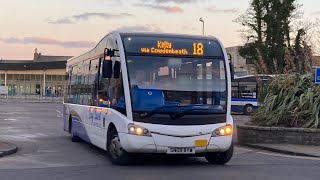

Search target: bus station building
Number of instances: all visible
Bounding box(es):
[0,49,71,100]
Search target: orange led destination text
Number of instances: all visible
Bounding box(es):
[140,41,188,55]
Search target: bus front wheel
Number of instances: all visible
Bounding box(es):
[205,144,233,165]
[107,129,132,165]
[70,117,81,142]
[244,104,254,115]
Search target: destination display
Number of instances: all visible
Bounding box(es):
[122,36,224,57]
[140,40,203,56]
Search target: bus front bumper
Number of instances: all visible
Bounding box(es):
[118,133,232,154]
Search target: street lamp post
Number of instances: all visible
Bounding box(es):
[199,17,204,35]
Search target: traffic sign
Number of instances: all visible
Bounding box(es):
[315,67,320,84]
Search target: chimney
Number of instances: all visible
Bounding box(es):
[34,48,39,60]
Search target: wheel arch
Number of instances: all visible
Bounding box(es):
[107,122,117,138]
[244,103,254,107]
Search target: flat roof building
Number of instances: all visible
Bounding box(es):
[0,49,71,100]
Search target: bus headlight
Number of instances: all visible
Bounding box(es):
[128,124,151,137]
[212,124,233,137]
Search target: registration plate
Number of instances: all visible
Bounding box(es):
[167,147,195,154]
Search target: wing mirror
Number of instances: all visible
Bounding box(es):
[102,60,112,79]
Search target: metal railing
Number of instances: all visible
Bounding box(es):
[0,94,64,103]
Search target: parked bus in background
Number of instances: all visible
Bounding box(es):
[63,31,234,165]
[231,75,273,115]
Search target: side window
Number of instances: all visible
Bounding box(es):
[232,82,239,98]
[90,59,100,106]
[78,62,84,105]
[64,69,71,103]
[86,60,92,106]
[239,82,257,99]
[110,37,126,115]
[111,69,126,115]
[98,59,112,105]
[70,66,78,104]
[97,35,126,114]
[98,36,113,105]
[82,61,89,105]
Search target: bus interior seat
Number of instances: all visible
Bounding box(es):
[131,85,165,111]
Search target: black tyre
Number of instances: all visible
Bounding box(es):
[243,104,254,115]
[71,133,81,142]
[107,129,132,165]
[205,144,233,165]
[70,118,81,142]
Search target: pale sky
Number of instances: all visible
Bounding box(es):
[0,0,319,60]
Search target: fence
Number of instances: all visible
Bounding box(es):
[0,89,64,103]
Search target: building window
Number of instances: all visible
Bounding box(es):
[0,74,5,86]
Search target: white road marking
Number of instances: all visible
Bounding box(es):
[37,150,58,153]
[56,110,63,118]
[235,147,253,152]
[0,156,25,161]
[3,119,18,121]
[0,133,52,140]
[257,152,320,161]
[234,147,253,155]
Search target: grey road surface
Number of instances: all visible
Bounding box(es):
[0,103,319,180]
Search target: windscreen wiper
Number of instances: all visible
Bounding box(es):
[170,106,224,120]
[139,104,209,119]
[139,105,183,119]
[139,105,224,119]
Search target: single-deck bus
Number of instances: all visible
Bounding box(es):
[63,31,234,165]
[231,75,273,114]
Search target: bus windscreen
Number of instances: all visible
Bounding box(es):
[122,36,224,57]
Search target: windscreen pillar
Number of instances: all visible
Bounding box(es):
[212,60,221,105]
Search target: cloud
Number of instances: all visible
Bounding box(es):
[312,11,320,15]
[136,0,193,14]
[46,18,75,24]
[116,24,162,32]
[137,4,183,13]
[73,12,133,21]
[182,25,197,32]
[0,37,95,48]
[142,0,201,3]
[205,6,240,14]
[47,12,134,24]
[153,0,192,3]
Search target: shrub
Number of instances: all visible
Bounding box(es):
[252,73,320,128]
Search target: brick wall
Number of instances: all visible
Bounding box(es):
[237,125,320,146]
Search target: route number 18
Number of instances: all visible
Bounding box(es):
[193,43,204,55]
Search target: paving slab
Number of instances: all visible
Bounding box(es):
[246,143,320,157]
[0,142,18,157]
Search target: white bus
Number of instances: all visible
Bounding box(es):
[231,75,273,114]
[63,31,234,165]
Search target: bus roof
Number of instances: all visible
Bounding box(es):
[66,31,222,68]
[118,31,219,40]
